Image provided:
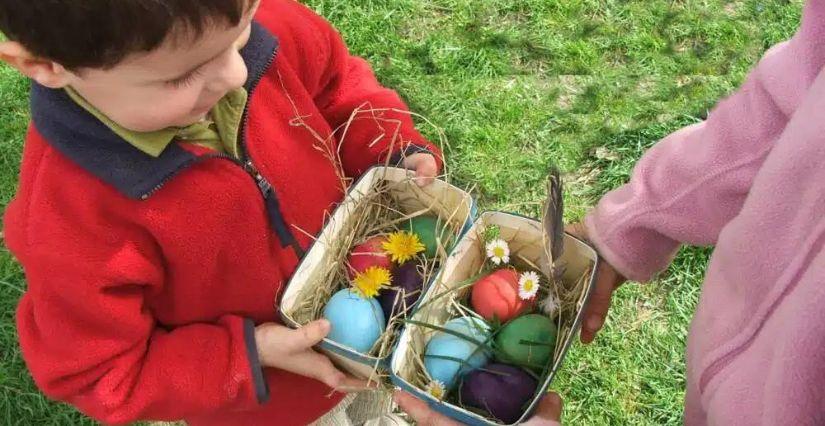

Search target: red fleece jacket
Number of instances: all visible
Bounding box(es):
[3,1,441,425]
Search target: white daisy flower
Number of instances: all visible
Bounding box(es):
[541,294,560,316]
[425,380,446,400]
[485,238,510,265]
[518,271,541,300]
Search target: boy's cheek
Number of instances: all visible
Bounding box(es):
[91,88,203,132]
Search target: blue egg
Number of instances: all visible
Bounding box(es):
[424,317,492,390]
[323,289,386,354]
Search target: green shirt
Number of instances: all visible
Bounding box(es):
[65,87,248,159]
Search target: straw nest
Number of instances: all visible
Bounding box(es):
[395,218,593,424]
[286,171,469,359]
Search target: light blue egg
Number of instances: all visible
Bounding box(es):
[424,317,492,390]
[323,289,386,354]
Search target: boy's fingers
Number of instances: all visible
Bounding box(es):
[401,153,438,187]
[333,375,376,393]
[525,392,563,424]
[290,351,374,393]
[289,351,347,389]
[415,173,435,187]
[287,319,331,351]
[393,391,458,426]
[412,158,437,187]
[392,391,429,420]
[413,174,435,187]
[580,264,620,344]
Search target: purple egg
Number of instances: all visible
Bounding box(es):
[378,262,424,319]
[459,363,539,424]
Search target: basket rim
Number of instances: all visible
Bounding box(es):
[388,210,601,425]
[278,166,477,363]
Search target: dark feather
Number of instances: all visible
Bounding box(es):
[542,167,564,265]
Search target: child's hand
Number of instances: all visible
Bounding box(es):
[566,222,626,344]
[402,153,438,187]
[394,390,563,425]
[254,319,371,392]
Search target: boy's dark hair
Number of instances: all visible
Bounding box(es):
[0,0,252,70]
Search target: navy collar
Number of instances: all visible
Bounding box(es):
[30,21,279,200]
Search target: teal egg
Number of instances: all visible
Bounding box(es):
[424,317,492,390]
[323,289,386,354]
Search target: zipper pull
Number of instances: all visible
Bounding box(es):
[257,176,272,196]
[245,159,305,259]
[243,160,258,175]
[245,160,272,197]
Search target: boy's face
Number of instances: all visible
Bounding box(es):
[45,2,258,132]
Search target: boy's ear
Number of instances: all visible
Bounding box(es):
[0,41,75,88]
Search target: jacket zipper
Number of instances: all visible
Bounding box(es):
[140,46,304,259]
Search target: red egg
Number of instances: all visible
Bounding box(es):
[347,236,392,279]
[471,269,532,323]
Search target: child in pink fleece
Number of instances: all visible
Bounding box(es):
[575,0,825,424]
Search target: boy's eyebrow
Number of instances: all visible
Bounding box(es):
[160,2,259,83]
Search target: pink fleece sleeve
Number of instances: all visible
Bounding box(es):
[585,45,799,282]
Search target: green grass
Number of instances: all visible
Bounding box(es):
[0,0,803,424]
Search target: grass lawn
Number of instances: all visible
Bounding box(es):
[0,0,803,424]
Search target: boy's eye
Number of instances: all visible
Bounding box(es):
[166,67,204,89]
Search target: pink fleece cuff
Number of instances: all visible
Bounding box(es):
[584,213,663,283]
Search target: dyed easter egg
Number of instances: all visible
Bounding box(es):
[495,314,557,370]
[471,269,532,323]
[323,288,386,353]
[377,262,425,320]
[424,317,492,390]
[347,236,392,280]
[459,363,539,424]
[405,216,452,258]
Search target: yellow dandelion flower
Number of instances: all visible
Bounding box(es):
[382,231,426,264]
[353,266,392,298]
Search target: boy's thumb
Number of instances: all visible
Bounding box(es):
[293,319,331,350]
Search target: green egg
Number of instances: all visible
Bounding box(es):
[405,216,453,258]
[495,314,557,370]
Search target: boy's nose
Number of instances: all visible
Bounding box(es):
[208,50,248,93]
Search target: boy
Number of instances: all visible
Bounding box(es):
[0,0,440,424]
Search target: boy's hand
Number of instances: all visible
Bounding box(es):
[254,319,371,392]
[394,390,563,425]
[566,222,626,344]
[402,153,438,187]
